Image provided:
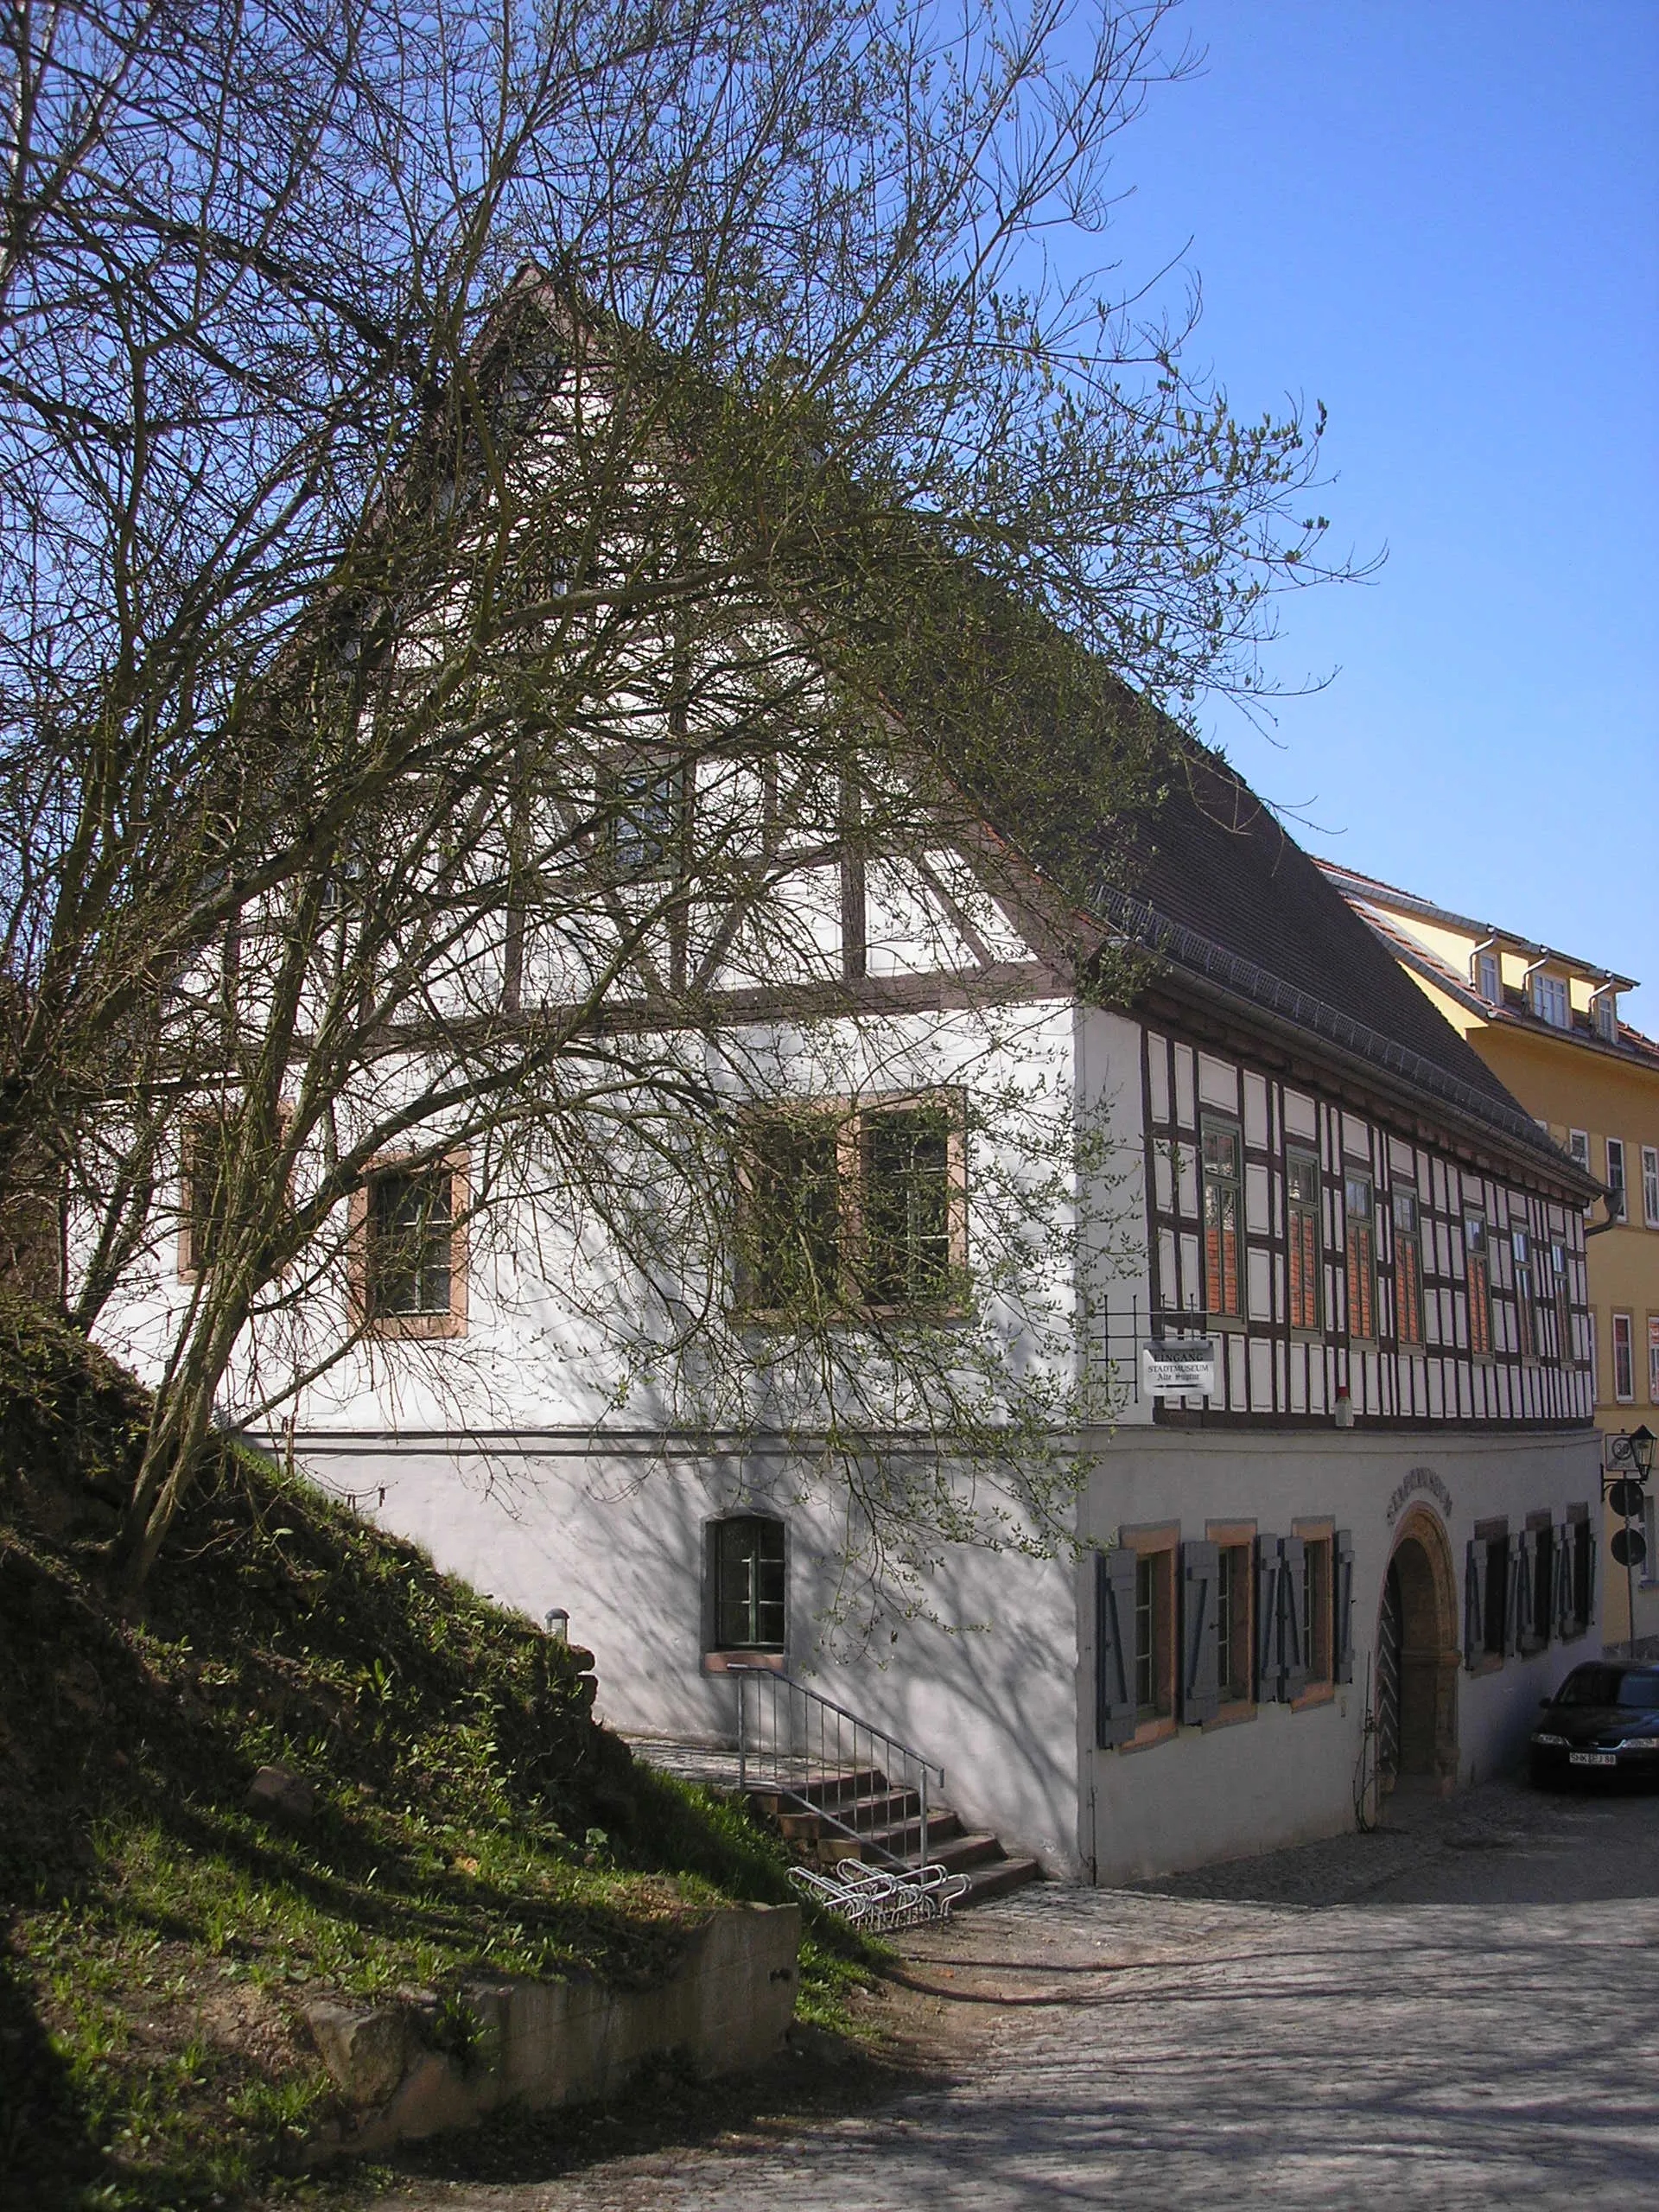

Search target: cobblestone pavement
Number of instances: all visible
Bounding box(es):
[365,1778,1659,2210]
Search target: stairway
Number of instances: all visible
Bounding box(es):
[744,1763,1040,1906]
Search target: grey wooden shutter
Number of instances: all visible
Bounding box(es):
[1180,1540,1220,1725]
[1463,1538,1485,1668]
[1511,1530,1535,1652]
[1278,1535,1307,1702]
[1553,1523,1573,1640]
[1333,1530,1355,1684]
[1255,1536,1281,1703]
[1584,1520,1599,1628]
[1095,1548,1138,1748]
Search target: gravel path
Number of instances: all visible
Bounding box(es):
[363,1778,1659,2210]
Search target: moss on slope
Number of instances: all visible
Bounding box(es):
[0,1295,859,2209]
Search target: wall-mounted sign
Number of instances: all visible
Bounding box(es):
[1142,1340,1217,1398]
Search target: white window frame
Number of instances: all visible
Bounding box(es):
[1649,1314,1659,1407]
[1612,1310,1635,1403]
[1643,1144,1659,1230]
[1531,971,1570,1028]
[1568,1128,1590,1171]
[1477,950,1500,1006]
[1607,1135,1627,1221]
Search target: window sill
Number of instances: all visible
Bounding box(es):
[733,1303,971,1330]
[1119,1714,1178,1754]
[360,1311,467,1340]
[1465,1652,1504,1677]
[1203,1699,1257,1731]
[1291,1681,1336,1712]
[702,1649,788,1674]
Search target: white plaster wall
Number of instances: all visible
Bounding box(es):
[289,1432,1085,1877]
[1078,1425,1604,1883]
[1075,1003,1154,1427]
[92,994,1083,1440]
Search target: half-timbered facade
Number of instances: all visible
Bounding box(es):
[95,700,1603,1883]
[1136,1027,1592,1430]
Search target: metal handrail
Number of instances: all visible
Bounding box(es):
[727,1662,944,1872]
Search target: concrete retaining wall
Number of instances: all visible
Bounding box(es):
[304,1900,800,2159]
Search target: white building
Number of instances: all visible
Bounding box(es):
[98,709,1605,1885]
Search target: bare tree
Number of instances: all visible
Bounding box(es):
[2,0,1357,1601]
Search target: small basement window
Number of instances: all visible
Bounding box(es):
[712,1516,786,1651]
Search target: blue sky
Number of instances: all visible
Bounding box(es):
[1068,0,1657,1026]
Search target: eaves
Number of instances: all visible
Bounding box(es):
[1084,896,1601,1205]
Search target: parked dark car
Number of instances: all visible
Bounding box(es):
[1529,1662,1659,1785]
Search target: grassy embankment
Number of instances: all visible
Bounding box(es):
[0,1295,874,2210]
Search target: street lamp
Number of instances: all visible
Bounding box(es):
[1605,1424,1656,1656]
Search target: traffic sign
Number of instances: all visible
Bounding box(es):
[1611,1526,1648,1570]
[1608,1479,1648,1520]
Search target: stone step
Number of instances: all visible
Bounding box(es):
[799,1767,888,1810]
[956,1853,1042,1906]
[904,1827,1005,1875]
[776,1795,953,1849]
[853,1807,966,1856]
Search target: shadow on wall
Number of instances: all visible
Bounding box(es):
[520,1450,1083,1867]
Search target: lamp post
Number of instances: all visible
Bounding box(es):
[1604,1424,1656,1656]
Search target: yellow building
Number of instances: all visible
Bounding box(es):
[1320,863,1659,1649]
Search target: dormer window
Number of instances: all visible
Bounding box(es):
[1531,972,1569,1028]
[1476,951,1500,1005]
[1595,994,1618,1042]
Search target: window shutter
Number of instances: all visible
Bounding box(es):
[1463,1538,1485,1669]
[1503,1535,1522,1654]
[1255,1537,1282,1703]
[1584,1522,1599,1626]
[1179,1540,1220,1725]
[1511,1530,1535,1651]
[1095,1548,1138,1748]
[1333,1530,1355,1684]
[1278,1535,1307,1702]
[1553,1523,1573,1639]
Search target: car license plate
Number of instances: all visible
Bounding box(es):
[1569,1751,1617,1767]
